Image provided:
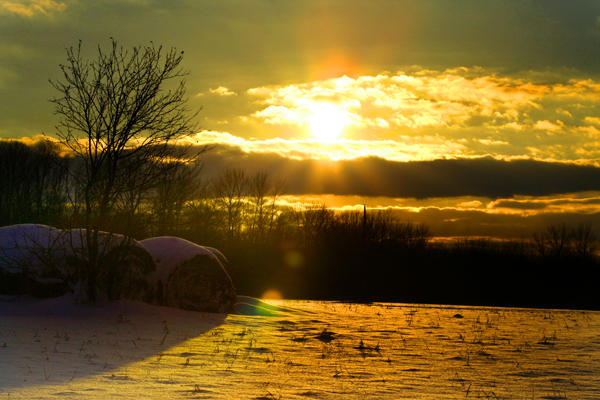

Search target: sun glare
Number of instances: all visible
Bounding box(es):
[306,103,348,142]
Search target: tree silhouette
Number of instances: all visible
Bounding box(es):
[0,140,68,225]
[50,38,196,226]
[49,38,197,301]
[212,168,248,238]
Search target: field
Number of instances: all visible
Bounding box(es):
[1,296,599,399]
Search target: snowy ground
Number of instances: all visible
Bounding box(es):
[1,296,599,399]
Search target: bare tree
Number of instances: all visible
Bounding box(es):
[533,223,571,258]
[50,39,196,227]
[298,204,335,246]
[571,223,596,258]
[247,171,285,240]
[49,38,197,301]
[247,171,269,236]
[265,176,286,235]
[0,140,68,225]
[212,168,248,238]
[152,159,203,235]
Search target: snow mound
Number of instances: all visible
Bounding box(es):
[0,224,70,297]
[138,236,215,285]
[0,224,154,301]
[0,225,146,275]
[139,236,236,313]
[60,228,136,254]
[0,224,66,274]
[1,227,236,313]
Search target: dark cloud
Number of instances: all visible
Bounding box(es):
[198,144,600,198]
[491,200,549,210]
[491,197,600,210]
[392,207,600,239]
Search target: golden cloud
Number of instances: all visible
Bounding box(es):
[487,193,600,215]
[276,192,600,219]
[584,116,600,126]
[533,120,564,131]
[0,0,66,16]
[247,69,548,131]
[209,86,237,96]
[240,68,600,165]
[476,138,509,146]
[184,130,469,161]
[184,129,600,167]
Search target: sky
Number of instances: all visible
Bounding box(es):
[2,0,600,238]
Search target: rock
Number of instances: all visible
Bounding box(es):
[139,236,236,313]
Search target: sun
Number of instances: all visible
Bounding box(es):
[306,102,348,142]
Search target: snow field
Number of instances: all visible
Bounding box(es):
[1,297,599,399]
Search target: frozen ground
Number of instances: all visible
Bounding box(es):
[1,295,599,399]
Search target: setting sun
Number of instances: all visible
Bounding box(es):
[306,102,348,142]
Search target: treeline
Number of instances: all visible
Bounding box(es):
[0,140,69,225]
[1,139,599,309]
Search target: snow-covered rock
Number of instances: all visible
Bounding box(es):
[139,236,236,313]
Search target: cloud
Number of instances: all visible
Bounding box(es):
[584,116,600,126]
[475,138,509,146]
[246,69,548,132]
[489,200,550,211]
[403,207,600,239]
[0,0,66,16]
[489,195,600,213]
[273,194,600,239]
[183,130,469,162]
[209,86,237,96]
[457,200,483,209]
[533,120,563,132]
[190,141,600,199]
[240,68,600,165]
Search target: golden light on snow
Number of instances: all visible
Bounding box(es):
[3,299,599,398]
[261,289,283,300]
[306,102,349,142]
